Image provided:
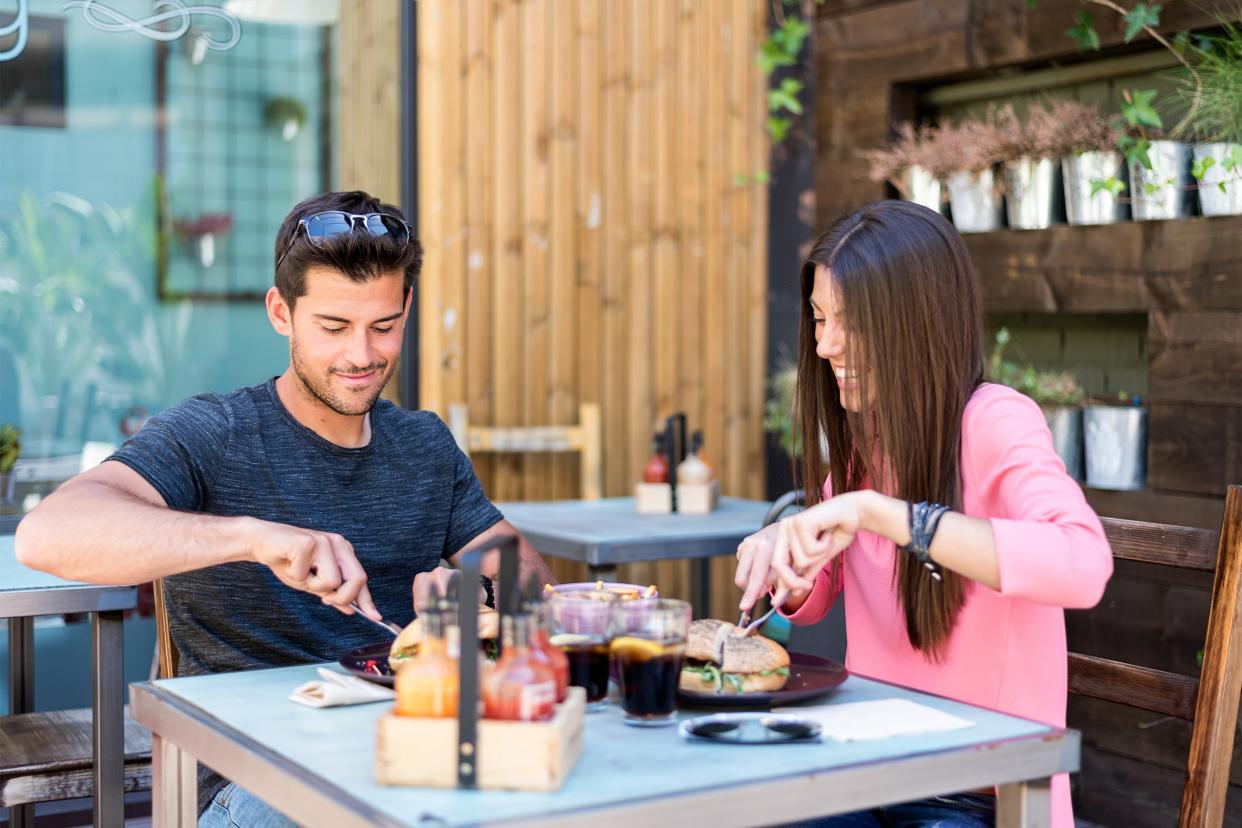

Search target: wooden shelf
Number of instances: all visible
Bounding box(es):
[962,215,1242,315]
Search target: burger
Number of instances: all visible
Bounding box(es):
[679,618,791,694]
[388,604,500,669]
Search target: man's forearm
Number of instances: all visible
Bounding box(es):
[15,478,253,584]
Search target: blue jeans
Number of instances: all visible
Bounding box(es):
[784,792,996,828]
[199,783,301,828]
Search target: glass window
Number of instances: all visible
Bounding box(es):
[0,0,388,520]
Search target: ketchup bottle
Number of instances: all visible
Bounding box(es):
[482,613,558,721]
[642,432,669,483]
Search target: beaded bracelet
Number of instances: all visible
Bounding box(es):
[900,500,949,582]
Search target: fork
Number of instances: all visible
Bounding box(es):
[737,591,787,637]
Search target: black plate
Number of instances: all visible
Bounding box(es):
[677,652,848,708]
[340,641,399,687]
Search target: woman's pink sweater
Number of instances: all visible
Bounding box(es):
[782,383,1113,827]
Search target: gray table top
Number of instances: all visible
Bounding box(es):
[497,497,771,565]
[0,536,138,617]
[131,663,1077,828]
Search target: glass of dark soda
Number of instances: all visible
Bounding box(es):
[609,598,690,727]
[548,591,616,711]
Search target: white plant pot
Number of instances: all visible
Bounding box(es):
[1062,151,1127,226]
[1084,405,1147,491]
[899,165,942,214]
[1043,405,1084,481]
[947,168,1003,233]
[1193,142,1242,217]
[1129,140,1193,221]
[1004,157,1063,229]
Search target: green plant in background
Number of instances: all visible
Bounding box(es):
[0,185,194,443]
[1179,16,1242,189]
[763,362,801,457]
[263,96,308,141]
[989,328,1086,408]
[0,425,21,474]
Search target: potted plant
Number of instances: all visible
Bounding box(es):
[0,423,20,504]
[1118,89,1194,222]
[172,212,233,269]
[935,115,1008,233]
[763,362,800,458]
[1180,20,1242,216]
[861,122,944,214]
[1084,391,1147,491]
[264,97,308,142]
[989,329,1086,480]
[995,103,1065,229]
[1033,99,1128,226]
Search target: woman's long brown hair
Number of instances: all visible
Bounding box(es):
[796,200,984,658]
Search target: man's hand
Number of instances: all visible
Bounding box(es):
[412,565,459,612]
[246,518,380,621]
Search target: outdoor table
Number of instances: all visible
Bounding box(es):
[0,535,137,828]
[498,497,771,614]
[131,662,1077,828]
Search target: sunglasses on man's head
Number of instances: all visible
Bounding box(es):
[274,211,414,272]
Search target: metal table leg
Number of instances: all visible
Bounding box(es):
[8,616,35,828]
[692,558,713,619]
[93,609,125,828]
[997,777,1052,827]
[152,733,198,828]
[586,564,618,583]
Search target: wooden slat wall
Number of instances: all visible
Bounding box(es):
[336,2,403,402]
[417,0,769,618]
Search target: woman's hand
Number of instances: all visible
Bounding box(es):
[769,492,865,593]
[734,524,782,613]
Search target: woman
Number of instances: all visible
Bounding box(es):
[735,200,1112,827]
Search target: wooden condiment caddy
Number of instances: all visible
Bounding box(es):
[375,537,586,791]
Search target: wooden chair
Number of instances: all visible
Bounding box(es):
[447,402,603,501]
[1070,484,1242,827]
[154,577,179,680]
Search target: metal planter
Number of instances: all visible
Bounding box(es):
[947,168,1004,233]
[1084,405,1147,491]
[1193,142,1242,217]
[1004,157,1063,229]
[1129,140,1193,221]
[1062,151,1127,226]
[1043,406,1084,481]
[900,165,943,214]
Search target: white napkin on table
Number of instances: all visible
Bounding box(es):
[772,698,973,742]
[290,667,396,708]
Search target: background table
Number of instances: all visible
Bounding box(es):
[0,535,137,828]
[132,663,1078,828]
[499,497,771,613]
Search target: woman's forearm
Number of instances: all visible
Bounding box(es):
[856,490,1001,590]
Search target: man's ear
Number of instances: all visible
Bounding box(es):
[267,287,293,336]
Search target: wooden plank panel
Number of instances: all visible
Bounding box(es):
[1149,311,1242,407]
[521,0,552,501]
[463,0,496,492]
[439,0,467,420]
[746,0,770,505]
[1148,403,1242,497]
[652,0,679,423]
[1101,517,1222,572]
[576,0,604,490]
[625,0,655,497]
[550,0,579,502]
[676,0,705,456]
[491,0,524,500]
[1085,487,1226,532]
[600,0,630,500]
[417,0,448,415]
[1067,652,1200,720]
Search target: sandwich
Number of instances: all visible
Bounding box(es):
[679,618,791,694]
[388,604,500,668]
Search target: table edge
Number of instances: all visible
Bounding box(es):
[130,677,1079,828]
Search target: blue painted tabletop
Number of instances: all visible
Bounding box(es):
[497,497,771,565]
[140,662,1064,827]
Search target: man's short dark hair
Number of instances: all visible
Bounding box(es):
[273,190,423,309]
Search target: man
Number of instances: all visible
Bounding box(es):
[16,190,555,826]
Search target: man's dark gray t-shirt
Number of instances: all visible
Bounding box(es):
[109,378,503,813]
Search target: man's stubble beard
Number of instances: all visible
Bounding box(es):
[290,336,390,417]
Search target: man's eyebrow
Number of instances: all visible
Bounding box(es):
[312,312,404,324]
